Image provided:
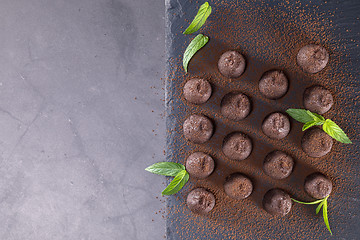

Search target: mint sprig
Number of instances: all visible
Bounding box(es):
[145,162,189,195]
[292,196,332,235]
[286,108,352,144]
[183,34,209,72]
[183,2,212,35]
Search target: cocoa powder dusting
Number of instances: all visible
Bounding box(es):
[165,0,359,239]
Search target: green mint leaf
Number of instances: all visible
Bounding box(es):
[183,2,212,34]
[183,34,209,72]
[291,198,324,205]
[162,170,189,195]
[145,162,185,176]
[286,109,314,124]
[322,200,332,235]
[306,110,325,122]
[316,200,325,214]
[302,121,317,131]
[323,119,352,144]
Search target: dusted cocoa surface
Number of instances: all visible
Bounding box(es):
[166,0,360,239]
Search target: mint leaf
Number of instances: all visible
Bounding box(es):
[183,2,212,35]
[145,162,185,176]
[306,110,325,122]
[323,200,332,235]
[286,109,314,123]
[316,201,325,214]
[291,198,324,205]
[183,34,209,72]
[323,119,352,144]
[302,121,317,131]
[162,170,189,195]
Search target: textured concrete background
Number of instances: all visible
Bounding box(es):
[0,0,165,239]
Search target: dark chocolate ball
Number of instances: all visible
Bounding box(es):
[297,44,329,73]
[301,128,333,158]
[220,92,251,121]
[186,188,216,215]
[263,188,292,216]
[303,85,333,114]
[183,78,212,104]
[259,70,289,99]
[183,114,213,144]
[222,132,252,161]
[224,173,253,200]
[218,51,246,78]
[304,173,332,199]
[186,152,215,179]
[262,112,290,140]
[263,151,294,180]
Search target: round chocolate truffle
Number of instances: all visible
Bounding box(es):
[301,128,333,158]
[186,188,215,215]
[224,173,253,200]
[263,188,292,216]
[183,78,212,104]
[220,92,251,121]
[218,51,246,78]
[262,112,291,140]
[259,70,289,99]
[303,85,333,114]
[222,132,252,161]
[304,173,332,199]
[263,151,294,180]
[186,152,215,179]
[183,114,213,144]
[297,44,329,73]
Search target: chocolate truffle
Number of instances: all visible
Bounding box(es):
[263,151,294,180]
[187,188,215,215]
[301,128,333,157]
[218,51,246,78]
[183,78,212,104]
[183,114,213,144]
[297,44,329,73]
[220,92,251,121]
[259,70,289,99]
[263,188,292,216]
[224,173,253,200]
[222,132,252,161]
[303,85,333,114]
[186,152,215,179]
[304,173,332,199]
[262,112,290,140]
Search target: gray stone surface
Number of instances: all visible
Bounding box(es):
[0,0,166,239]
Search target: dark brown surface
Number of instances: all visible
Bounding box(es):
[263,150,294,180]
[303,85,334,114]
[297,44,329,73]
[261,112,291,140]
[220,92,251,121]
[224,173,253,200]
[186,188,216,215]
[304,172,333,199]
[263,188,292,216]
[186,152,215,179]
[259,70,289,99]
[183,78,212,104]
[301,127,333,158]
[166,0,360,239]
[217,51,246,78]
[183,114,214,144]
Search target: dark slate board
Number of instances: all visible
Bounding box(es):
[165,0,360,239]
